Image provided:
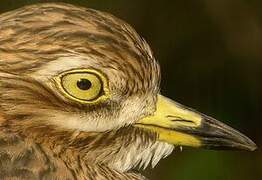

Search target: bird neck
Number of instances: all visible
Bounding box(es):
[0,117,146,179]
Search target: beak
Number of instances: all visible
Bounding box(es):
[135,95,257,151]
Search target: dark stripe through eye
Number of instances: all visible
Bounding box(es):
[77,78,92,90]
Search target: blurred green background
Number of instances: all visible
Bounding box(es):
[0,0,261,179]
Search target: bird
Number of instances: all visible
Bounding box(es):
[0,3,257,180]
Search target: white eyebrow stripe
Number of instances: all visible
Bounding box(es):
[31,56,96,81]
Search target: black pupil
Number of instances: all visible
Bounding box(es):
[77,78,92,90]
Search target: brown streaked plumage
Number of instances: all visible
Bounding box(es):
[0,3,163,180]
[0,3,256,180]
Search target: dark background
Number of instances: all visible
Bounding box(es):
[1,0,261,179]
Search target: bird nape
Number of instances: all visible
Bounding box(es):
[0,3,256,180]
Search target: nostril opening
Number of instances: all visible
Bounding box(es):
[166,115,195,124]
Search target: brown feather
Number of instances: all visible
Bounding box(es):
[0,3,167,179]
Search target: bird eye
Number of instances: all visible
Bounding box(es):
[55,69,109,103]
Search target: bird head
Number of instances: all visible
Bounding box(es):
[0,3,256,172]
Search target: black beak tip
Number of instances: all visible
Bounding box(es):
[201,137,257,151]
[244,140,257,151]
[194,115,258,152]
[230,131,258,151]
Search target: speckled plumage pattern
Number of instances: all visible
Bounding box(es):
[0,3,173,180]
[0,127,153,179]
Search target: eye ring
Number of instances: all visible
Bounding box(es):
[54,69,110,104]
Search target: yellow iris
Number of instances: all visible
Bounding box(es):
[55,69,109,103]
